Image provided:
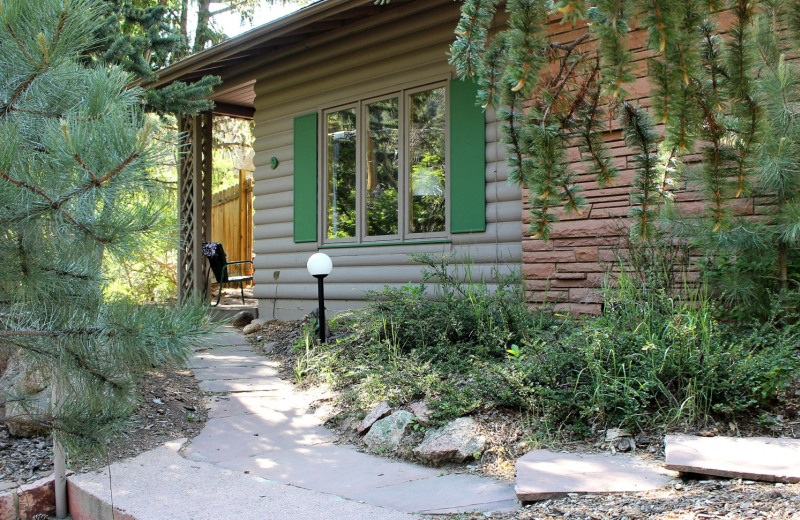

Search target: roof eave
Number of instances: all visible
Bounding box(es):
[138,0,351,89]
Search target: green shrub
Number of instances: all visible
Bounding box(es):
[296,253,800,433]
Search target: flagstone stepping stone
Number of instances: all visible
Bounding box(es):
[205,327,251,346]
[413,417,486,466]
[350,473,517,514]
[357,402,391,435]
[189,352,264,370]
[364,411,414,452]
[515,450,673,501]
[664,435,800,483]
[199,379,288,393]
[191,365,280,380]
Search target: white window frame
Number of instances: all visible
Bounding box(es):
[319,80,450,246]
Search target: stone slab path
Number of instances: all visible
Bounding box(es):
[515,450,673,501]
[665,435,800,483]
[70,327,517,519]
[68,440,414,520]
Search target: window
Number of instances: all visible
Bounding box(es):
[322,83,447,243]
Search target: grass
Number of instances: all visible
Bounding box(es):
[292,252,800,439]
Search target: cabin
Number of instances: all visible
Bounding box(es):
[145,0,678,319]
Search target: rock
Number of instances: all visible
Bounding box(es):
[409,401,431,425]
[613,437,633,453]
[251,319,270,327]
[357,402,392,436]
[242,322,262,335]
[605,428,631,442]
[413,417,486,466]
[230,311,255,328]
[0,470,76,520]
[363,411,414,452]
[0,355,50,438]
[262,342,278,353]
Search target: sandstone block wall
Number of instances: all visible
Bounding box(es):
[521,13,745,315]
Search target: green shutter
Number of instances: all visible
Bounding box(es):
[293,113,318,243]
[449,78,486,234]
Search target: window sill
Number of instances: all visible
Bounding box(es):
[319,239,451,250]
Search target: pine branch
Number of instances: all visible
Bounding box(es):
[622,103,661,242]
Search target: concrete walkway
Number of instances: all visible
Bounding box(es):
[68,327,517,519]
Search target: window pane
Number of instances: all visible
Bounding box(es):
[326,108,357,239]
[409,87,446,234]
[365,98,399,236]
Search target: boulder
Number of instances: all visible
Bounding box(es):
[409,401,431,425]
[357,402,392,436]
[242,322,262,335]
[0,355,49,438]
[414,417,486,466]
[363,411,414,452]
[613,437,634,452]
[230,311,255,328]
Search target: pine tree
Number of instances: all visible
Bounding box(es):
[448,0,800,310]
[94,0,220,115]
[0,0,213,455]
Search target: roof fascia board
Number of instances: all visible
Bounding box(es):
[143,0,359,88]
[209,0,454,92]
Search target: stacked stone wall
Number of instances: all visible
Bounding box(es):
[521,13,747,315]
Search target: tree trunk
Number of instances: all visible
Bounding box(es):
[193,0,212,53]
[180,0,189,40]
[778,241,789,291]
[52,385,68,519]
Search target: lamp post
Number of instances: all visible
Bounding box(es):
[307,252,333,343]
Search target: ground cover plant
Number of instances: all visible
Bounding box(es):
[295,253,799,440]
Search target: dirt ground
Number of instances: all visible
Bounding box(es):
[0,364,208,489]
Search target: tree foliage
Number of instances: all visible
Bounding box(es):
[447,0,800,308]
[0,0,213,454]
[92,0,312,115]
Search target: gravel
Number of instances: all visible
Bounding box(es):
[0,432,52,486]
[0,364,208,487]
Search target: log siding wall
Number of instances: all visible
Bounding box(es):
[250,0,522,320]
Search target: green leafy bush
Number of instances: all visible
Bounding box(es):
[297,254,799,434]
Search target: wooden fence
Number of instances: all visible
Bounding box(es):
[211,173,254,282]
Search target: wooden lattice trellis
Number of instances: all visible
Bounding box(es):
[177,112,213,302]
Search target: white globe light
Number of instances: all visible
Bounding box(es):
[307,252,333,277]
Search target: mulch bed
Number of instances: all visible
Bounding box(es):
[445,479,800,520]
[0,364,208,488]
